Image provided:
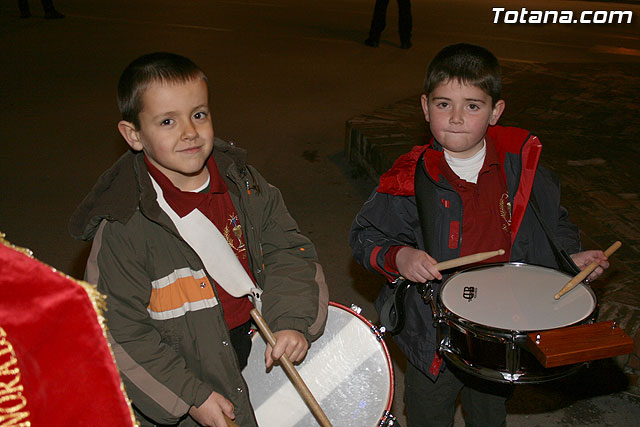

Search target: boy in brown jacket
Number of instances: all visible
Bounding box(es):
[70,52,328,427]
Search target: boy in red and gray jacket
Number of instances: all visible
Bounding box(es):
[350,43,610,426]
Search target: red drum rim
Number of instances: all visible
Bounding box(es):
[328,301,395,418]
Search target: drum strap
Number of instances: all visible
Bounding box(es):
[380,278,436,334]
[149,175,264,312]
[529,194,581,276]
[379,152,446,335]
[379,278,410,334]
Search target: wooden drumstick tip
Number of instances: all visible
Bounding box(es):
[224,415,239,427]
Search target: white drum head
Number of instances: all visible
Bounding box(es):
[242,303,393,426]
[440,263,596,331]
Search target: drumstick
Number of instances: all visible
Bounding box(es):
[224,415,238,427]
[250,309,333,427]
[554,241,621,300]
[433,249,505,271]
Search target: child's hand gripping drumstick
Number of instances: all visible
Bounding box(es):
[554,241,621,300]
[250,309,333,427]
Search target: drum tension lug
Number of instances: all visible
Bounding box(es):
[418,281,440,322]
[416,282,431,302]
[417,281,436,306]
[372,325,386,341]
[379,410,396,426]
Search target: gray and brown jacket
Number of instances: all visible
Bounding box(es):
[69,138,329,426]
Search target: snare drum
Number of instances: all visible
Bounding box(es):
[436,263,597,384]
[242,302,395,426]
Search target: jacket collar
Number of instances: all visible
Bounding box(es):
[69,137,248,241]
[376,125,540,197]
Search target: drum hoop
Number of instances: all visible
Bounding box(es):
[442,349,588,384]
[438,262,598,335]
[328,301,395,415]
[442,312,598,342]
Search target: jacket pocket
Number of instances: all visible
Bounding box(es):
[263,214,301,249]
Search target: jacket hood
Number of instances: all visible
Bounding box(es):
[69,138,248,241]
[377,125,538,196]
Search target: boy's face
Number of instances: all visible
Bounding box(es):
[118,78,214,191]
[421,79,505,158]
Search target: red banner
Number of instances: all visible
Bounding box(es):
[0,236,136,427]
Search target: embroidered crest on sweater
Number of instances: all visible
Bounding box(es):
[500,193,512,232]
[224,214,246,256]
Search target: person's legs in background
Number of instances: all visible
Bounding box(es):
[41,0,64,19]
[18,0,31,18]
[365,0,390,47]
[398,0,412,48]
[17,0,64,19]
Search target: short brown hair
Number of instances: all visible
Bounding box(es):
[424,43,501,106]
[117,52,207,128]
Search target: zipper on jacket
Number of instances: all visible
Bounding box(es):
[227,167,263,287]
[240,167,260,195]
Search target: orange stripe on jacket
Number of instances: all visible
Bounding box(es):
[148,273,216,315]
